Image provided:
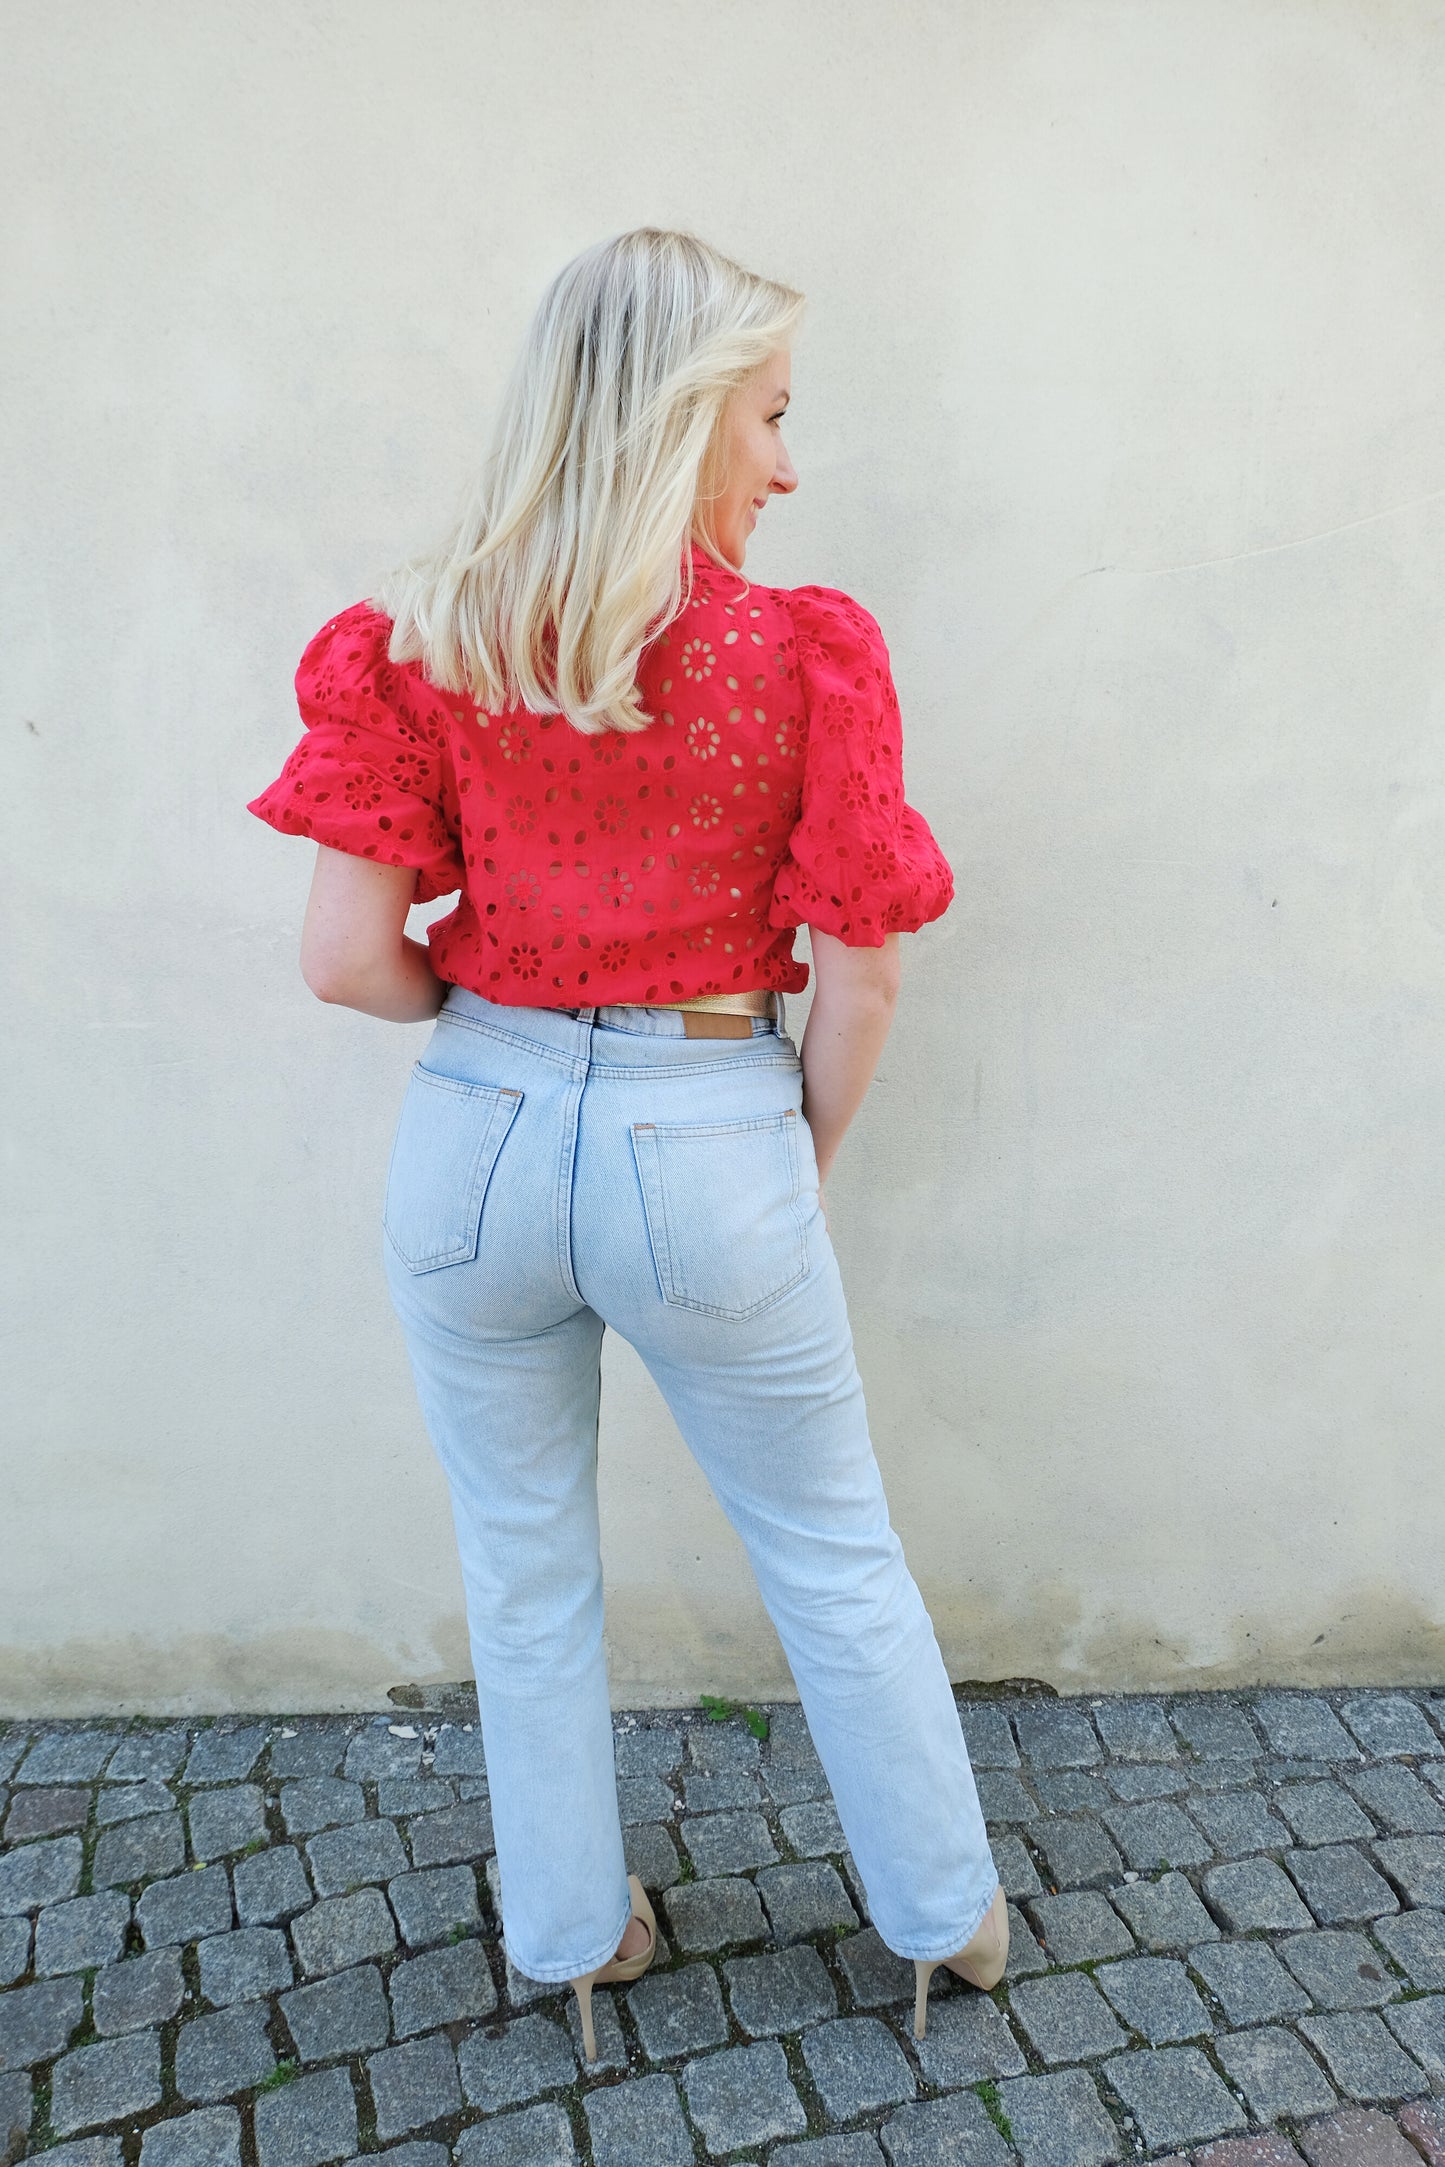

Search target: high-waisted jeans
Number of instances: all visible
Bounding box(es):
[381,984,999,1984]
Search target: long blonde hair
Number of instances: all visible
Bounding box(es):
[375,228,805,736]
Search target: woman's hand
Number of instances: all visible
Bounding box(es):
[300,848,447,1022]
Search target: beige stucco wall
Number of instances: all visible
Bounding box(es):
[4,0,1444,1715]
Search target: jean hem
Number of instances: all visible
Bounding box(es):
[887,1874,1002,1965]
[502,1884,636,1987]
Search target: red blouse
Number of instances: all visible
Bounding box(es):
[248,543,954,1006]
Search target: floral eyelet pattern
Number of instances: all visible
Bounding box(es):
[247,541,954,1005]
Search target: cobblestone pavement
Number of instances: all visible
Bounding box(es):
[2,1689,1445,2167]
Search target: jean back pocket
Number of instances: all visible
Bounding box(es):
[630,1108,806,1319]
[384,1066,523,1273]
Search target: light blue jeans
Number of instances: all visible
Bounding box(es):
[381,984,999,1984]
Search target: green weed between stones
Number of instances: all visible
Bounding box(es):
[256,2060,300,2093]
[975,2079,1013,2142]
[700,1694,769,1740]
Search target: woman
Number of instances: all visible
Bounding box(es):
[249,227,1005,2057]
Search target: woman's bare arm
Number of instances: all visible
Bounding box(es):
[299,847,447,1022]
[799,927,901,1192]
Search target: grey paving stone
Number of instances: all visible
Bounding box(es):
[92,1950,185,2035]
[1215,2022,1338,2123]
[362,2145,450,2167]
[1374,1905,1445,1989]
[1342,1695,1444,1759]
[757,1860,858,1942]
[994,2065,1124,2167]
[801,2016,915,2120]
[336,1729,420,1785]
[279,1781,365,1838]
[188,1789,267,1862]
[0,2073,32,2164]
[1298,2008,1431,2102]
[1013,1703,1102,1769]
[724,1942,837,2034]
[913,1991,1027,2087]
[387,1865,479,1949]
[619,1777,675,1825]
[1105,1764,1188,1800]
[1384,1994,1445,2088]
[771,2141,884,2167]
[614,1727,682,1778]
[1033,1771,1110,1814]
[253,2065,358,2167]
[681,1769,760,1813]
[405,1800,492,1869]
[198,1925,293,2005]
[880,2092,1014,2166]
[19,2143,122,2167]
[35,1891,130,1974]
[623,1822,682,1891]
[50,2032,162,2135]
[780,1799,847,1857]
[234,1844,312,1925]
[1203,1857,1314,1932]
[5,1786,91,1839]
[1094,1956,1212,2043]
[583,2072,692,2167]
[1027,1816,1123,1890]
[834,1925,916,2009]
[282,1963,391,2061]
[766,1705,820,1764]
[376,1779,454,1819]
[1252,1697,1360,1763]
[16,1730,118,1785]
[1278,1927,1398,2008]
[183,1727,269,1787]
[0,1976,84,2069]
[1004,1901,1051,1977]
[1094,1699,1178,1762]
[1374,1834,1445,1907]
[661,1874,767,1952]
[1345,1764,1445,1835]
[97,1778,175,1825]
[1287,1843,1399,1924]
[956,1703,1020,1769]
[683,2038,808,2151]
[366,2033,460,2140]
[1276,1781,1375,1847]
[428,1725,488,1780]
[139,2106,242,2167]
[305,1817,409,1897]
[0,1832,83,1913]
[976,1772,1036,1823]
[267,1726,353,1780]
[1101,1800,1213,1871]
[990,1830,1044,1901]
[686,1724,760,1773]
[566,1982,627,2070]
[174,2004,277,2102]
[455,2103,576,2167]
[137,1864,232,1946]
[1111,1870,1219,1952]
[389,1939,497,2037]
[0,1915,29,1986]
[1187,1938,1312,2026]
[1010,1972,1128,2063]
[292,1889,397,1976]
[1188,1789,1291,1854]
[627,1960,729,2060]
[1170,1701,1260,1759]
[105,1730,188,1785]
[1025,1891,1135,1964]
[0,1738,26,1785]
[682,1808,777,1876]
[458,2012,576,2109]
[1103,2044,1246,2147]
[93,1811,186,1888]
[841,1850,872,1923]
[766,1761,836,1808]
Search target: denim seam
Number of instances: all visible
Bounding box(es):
[436,1011,589,1078]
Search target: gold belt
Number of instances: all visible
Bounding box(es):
[601,987,777,1038]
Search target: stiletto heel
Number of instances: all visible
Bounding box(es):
[569,1874,657,2063]
[911,1884,1009,2039]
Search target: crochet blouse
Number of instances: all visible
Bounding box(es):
[248,543,954,1006]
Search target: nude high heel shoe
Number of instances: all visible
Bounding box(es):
[570,1874,657,2062]
[912,1884,1009,2039]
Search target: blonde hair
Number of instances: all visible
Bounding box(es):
[375,228,805,736]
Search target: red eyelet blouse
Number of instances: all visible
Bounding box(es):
[248,543,954,1006]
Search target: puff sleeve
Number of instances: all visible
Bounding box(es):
[768,585,955,946]
[247,603,466,903]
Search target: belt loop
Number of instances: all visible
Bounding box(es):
[775,990,787,1038]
